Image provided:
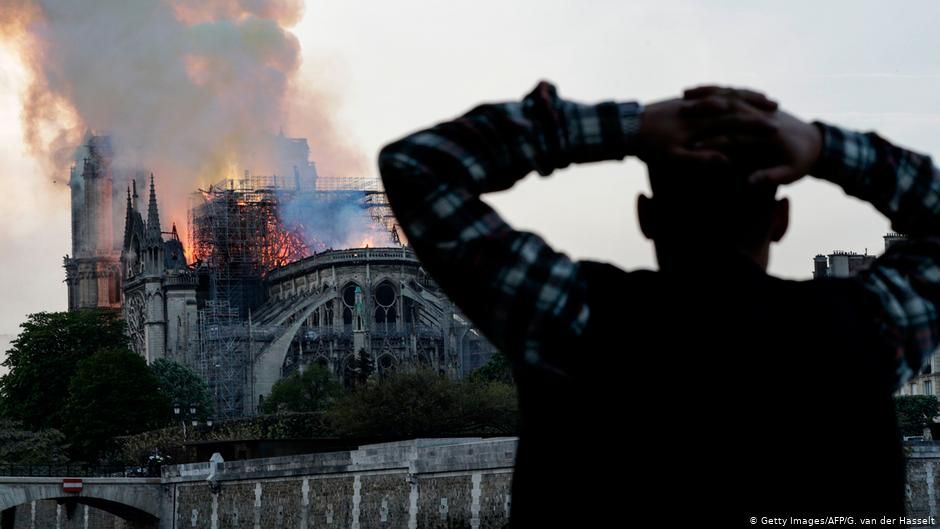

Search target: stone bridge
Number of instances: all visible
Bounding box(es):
[0,476,164,528]
[11,440,940,527]
[0,438,516,529]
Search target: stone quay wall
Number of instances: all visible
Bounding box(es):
[160,437,517,529]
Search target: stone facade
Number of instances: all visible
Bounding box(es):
[121,176,198,364]
[250,248,498,410]
[64,135,125,312]
[114,184,494,417]
[906,443,940,523]
[161,437,516,529]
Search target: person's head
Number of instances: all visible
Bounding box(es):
[638,161,789,271]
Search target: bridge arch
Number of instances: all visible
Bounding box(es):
[0,477,161,527]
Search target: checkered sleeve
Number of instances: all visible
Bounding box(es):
[378,82,642,370]
[814,122,940,388]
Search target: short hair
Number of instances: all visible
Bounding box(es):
[646,161,780,249]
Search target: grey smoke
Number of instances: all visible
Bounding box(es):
[2,0,365,230]
[279,191,396,251]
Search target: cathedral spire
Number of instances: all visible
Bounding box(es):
[147,173,161,243]
[123,185,133,249]
[132,178,139,210]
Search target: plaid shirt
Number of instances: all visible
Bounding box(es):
[379,82,640,370]
[815,123,940,387]
[379,81,940,390]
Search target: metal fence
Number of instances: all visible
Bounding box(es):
[0,464,160,478]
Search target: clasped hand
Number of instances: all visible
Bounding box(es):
[636,86,822,186]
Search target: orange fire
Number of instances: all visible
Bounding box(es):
[188,182,310,275]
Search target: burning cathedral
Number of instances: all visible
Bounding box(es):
[65,134,496,420]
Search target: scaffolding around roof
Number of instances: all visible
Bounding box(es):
[189,175,310,295]
[187,174,403,418]
[189,175,310,419]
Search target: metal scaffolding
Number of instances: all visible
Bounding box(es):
[197,300,244,420]
[363,190,404,246]
[187,175,403,418]
[190,176,309,297]
[188,176,310,419]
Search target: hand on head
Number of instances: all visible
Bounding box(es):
[638,86,822,186]
[683,86,823,185]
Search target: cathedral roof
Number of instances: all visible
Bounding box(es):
[164,238,187,270]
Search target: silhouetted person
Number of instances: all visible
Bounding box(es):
[379,82,937,527]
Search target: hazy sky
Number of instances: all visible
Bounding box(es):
[3,0,940,335]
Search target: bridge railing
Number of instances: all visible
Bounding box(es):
[0,464,160,478]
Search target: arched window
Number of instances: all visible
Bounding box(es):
[342,283,362,331]
[377,354,396,377]
[373,281,398,329]
[323,300,334,327]
[342,283,359,307]
[375,281,395,306]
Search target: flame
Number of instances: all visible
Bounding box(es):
[189,181,310,273]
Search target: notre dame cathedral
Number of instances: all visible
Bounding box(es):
[66,134,495,418]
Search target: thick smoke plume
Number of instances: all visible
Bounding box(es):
[0,0,367,237]
[279,192,396,251]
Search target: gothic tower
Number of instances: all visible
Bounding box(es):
[64,135,123,311]
[122,175,198,364]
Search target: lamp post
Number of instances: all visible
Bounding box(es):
[173,402,200,441]
[173,403,215,442]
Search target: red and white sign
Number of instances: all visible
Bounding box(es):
[62,479,83,493]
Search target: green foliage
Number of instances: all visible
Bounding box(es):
[263,364,341,414]
[469,353,513,385]
[0,310,127,431]
[118,412,332,465]
[896,395,940,437]
[150,358,214,421]
[351,348,374,387]
[0,419,69,464]
[328,369,518,438]
[63,348,170,462]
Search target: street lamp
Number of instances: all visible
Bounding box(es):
[173,402,189,440]
[173,403,214,442]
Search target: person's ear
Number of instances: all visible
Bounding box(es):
[769,197,789,243]
[637,194,655,240]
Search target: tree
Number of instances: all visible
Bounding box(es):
[328,369,518,438]
[0,419,69,464]
[63,348,170,462]
[0,310,128,431]
[150,358,214,422]
[349,348,374,387]
[896,395,940,437]
[263,364,342,414]
[469,353,513,385]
